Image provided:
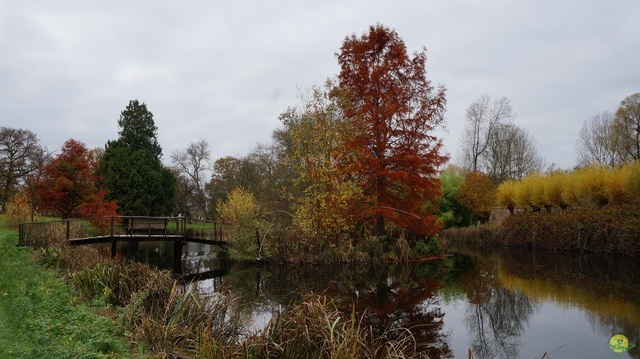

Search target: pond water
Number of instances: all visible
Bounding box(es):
[113,240,640,358]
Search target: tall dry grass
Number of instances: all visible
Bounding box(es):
[198,294,425,359]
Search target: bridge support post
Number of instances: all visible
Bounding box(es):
[173,238,183,275]
[111,237,117,258]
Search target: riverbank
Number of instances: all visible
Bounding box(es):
[0,220,131,358]
[440,204,640,256]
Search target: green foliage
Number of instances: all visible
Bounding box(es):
[437,164,472,227]
[414,237,444,257]
[116,99,162,159]
[98,100,176,216]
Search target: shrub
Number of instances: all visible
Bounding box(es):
[604,165,629,206]
[543,171,568,209]
[498,205,640,256]
[626,161,640,203]
[572,166,609,207]
[5,192,35,229]
[496,180,517,214]
[514,174,543,211]
[217,187,262,261]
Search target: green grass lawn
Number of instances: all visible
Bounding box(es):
[0,219,132,358]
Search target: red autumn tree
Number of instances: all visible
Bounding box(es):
[334,24,448,237]
[38,139,118,220]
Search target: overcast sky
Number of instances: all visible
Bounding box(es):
[1,0,638,170]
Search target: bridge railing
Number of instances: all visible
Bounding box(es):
[18,216,225,247]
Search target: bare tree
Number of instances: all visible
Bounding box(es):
[171,139,211,217]
[461,95,515,172]
[576,111,625,167]
[0,127,45,213]
[481,124,543,183]
[614,93,640,161]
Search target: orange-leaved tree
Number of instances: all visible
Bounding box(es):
[458,172,496,223]
[334,24,448,238]
[38,139,118,221]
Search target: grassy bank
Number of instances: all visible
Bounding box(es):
[0,220,131,358]
[441,204,640,256]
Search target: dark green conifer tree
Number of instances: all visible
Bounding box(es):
[98,100,176,216]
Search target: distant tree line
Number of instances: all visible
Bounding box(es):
[576,93,640,167]
[438,92,640,228]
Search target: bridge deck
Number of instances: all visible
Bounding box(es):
[18,216,227,247]
[68,235,227,246]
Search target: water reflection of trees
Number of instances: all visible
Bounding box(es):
[453,244,640,359]
[353,264,452,357]
[497,247,640,359]
[455,255,536,359]
[219,262,453,358]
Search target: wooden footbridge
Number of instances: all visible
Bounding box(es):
[18,216,227,257]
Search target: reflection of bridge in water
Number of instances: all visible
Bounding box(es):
[18,216,228,281]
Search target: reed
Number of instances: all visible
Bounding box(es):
[197,294,425,359]
[122,282,241,357]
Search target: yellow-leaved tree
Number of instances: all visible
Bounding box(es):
[217,187,263,261]
[543,171,569,210]
[279,82,362,250]
[496,180,517,214]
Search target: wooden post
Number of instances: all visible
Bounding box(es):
[18,223,23,246]
[65,220,70,241]
[110,216,116,258]
[111,238,117,258]
[182,216,186,237]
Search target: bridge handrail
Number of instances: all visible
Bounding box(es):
[18,216,225,247]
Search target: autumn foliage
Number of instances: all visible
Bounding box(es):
[496,163,640,212]
[5,191,35,229]
[457,172,496,223]
[38,139,118,221]
[335,24,447,237]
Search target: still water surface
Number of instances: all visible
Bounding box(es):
[115,241,640,358]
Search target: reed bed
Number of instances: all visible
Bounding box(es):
[41,242,439,358]
[197,294,425,359]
